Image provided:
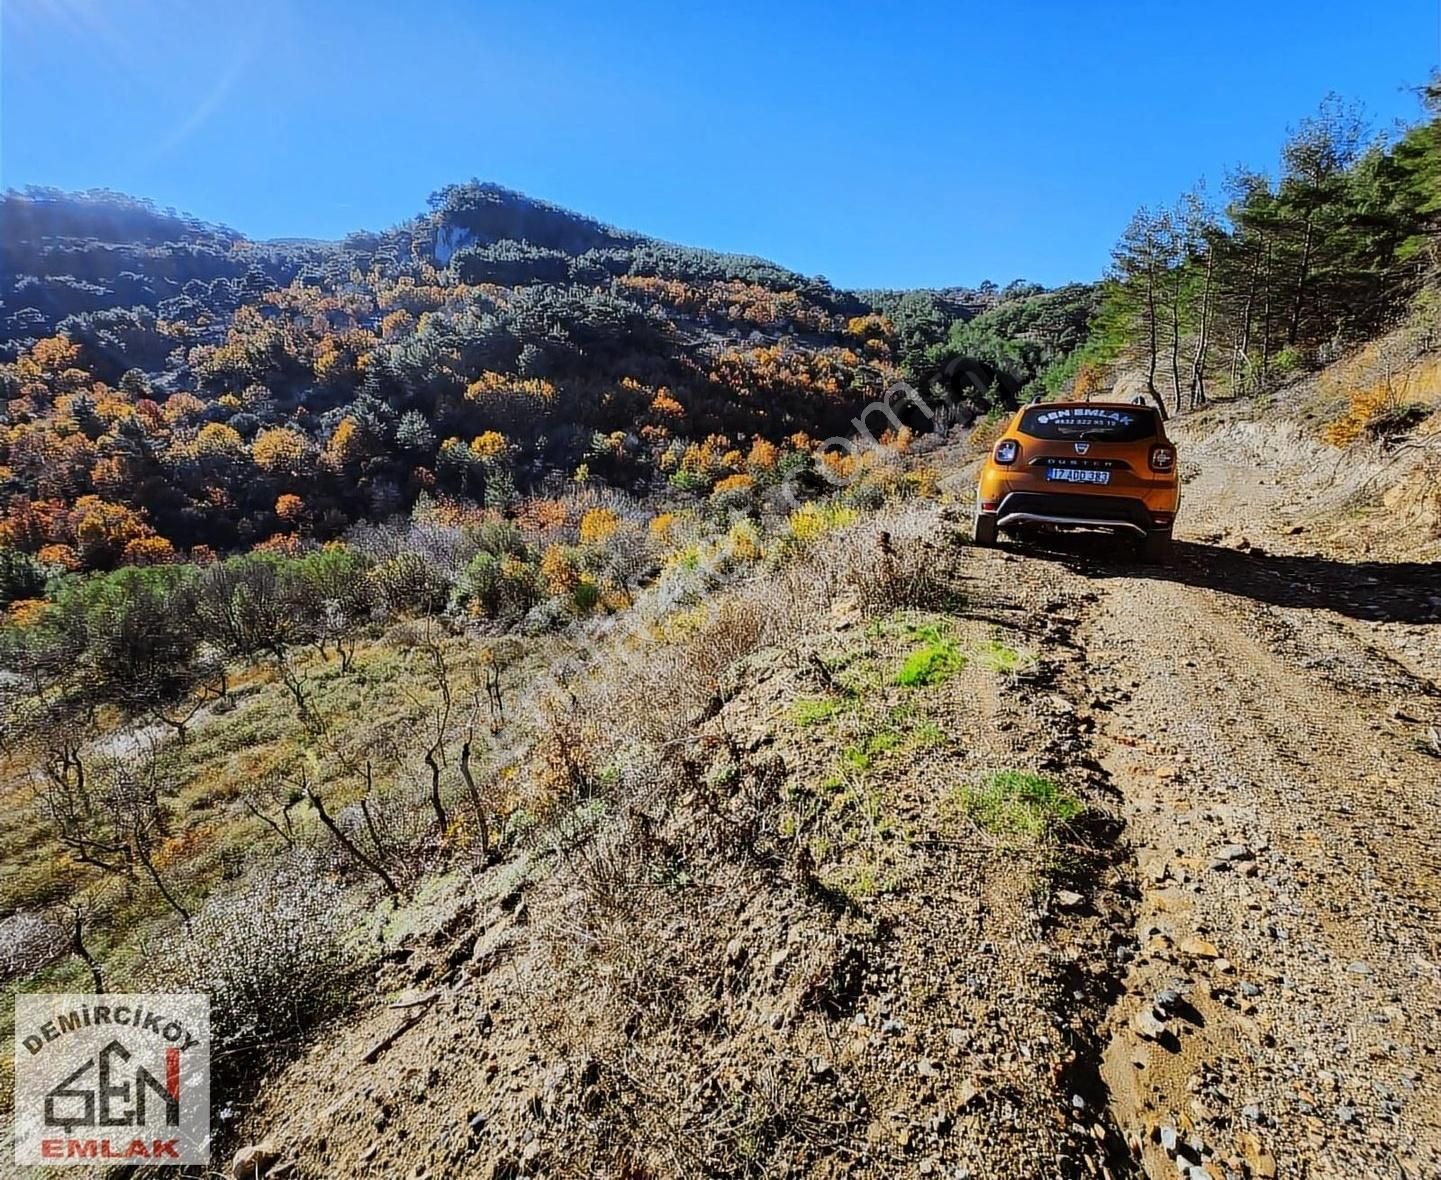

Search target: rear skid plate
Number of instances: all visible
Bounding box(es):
[996,511,1147,537]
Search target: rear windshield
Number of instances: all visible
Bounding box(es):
[1018,405,1159,442]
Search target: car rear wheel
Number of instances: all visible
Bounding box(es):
[1140,527,1173,565]
[973,511,998,547]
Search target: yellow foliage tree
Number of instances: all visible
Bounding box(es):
[194,422,245,455]
[540,544,580,592]
[712,473,755,496]
[275,493,306,524]
[747,438,779,470]
[324,417,365,469]
[37,543,81,571]
[253,426,310,474]
[122,536,178,566]
[578,507,620,544]
[27,336,81,375]
[471,430,509,459]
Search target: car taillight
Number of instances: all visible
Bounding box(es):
[1149,444,1176,472]
[993,439,1019,465]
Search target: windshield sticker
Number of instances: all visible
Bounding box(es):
[1033,408,1139,428]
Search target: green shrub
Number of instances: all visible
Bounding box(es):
[895,629,965,687]
[464,520,529,559]
[791,696,841,726]
[950,770,1081,841]
[0,548,47,607]
[571,578,603,614]
[668,468,711,494]
[452,552,541,619]
[1271,346,1305,376]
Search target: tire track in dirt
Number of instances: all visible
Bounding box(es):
[1069,556,1441,1180]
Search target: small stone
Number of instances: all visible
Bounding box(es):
[231,1142,282,1180]
[1345,961,1372,976]
[1239,980,1262,998]
[1055,889,1084,910]
[1132,1008,1167,1041]
[1180,936,1221,960]
[1215,844,1253,862]
[1240,1131,1277,1178]
[1242,1103,1262,1123]
[1159,1124,1179,1152]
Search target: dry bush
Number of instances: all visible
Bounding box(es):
[329,788,439,883]
[518,500,956,828]
[0,911,67,984]
[146,852,362,1064]
[794,502,955,616]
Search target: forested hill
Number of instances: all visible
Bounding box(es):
[0,181,1088,570]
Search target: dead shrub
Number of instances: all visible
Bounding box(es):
[0,911,67,984]
[146,852,362,1067]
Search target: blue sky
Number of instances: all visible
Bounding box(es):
[1,0,1436,289]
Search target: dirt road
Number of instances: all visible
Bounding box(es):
[971,440,1441,1179]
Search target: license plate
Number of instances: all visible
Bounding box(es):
[1046,467,1111,485]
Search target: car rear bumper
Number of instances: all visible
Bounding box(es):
[991,491,1160,536]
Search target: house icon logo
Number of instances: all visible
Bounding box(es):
[14,994,210,1166]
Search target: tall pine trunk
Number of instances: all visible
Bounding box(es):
[1260,243,1274,385]
[1288,214,1314,345]
[1169,270,1184,413]
[1233,241,1261,391]
[1189,246,1215,407]
[1145,263,1160,400]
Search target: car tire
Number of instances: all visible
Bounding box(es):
[974,512,999,548]
[1140,527,1173,565]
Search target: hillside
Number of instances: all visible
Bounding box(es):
[0,183,1090,573]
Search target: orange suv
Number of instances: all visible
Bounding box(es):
[974,401,1179,562]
